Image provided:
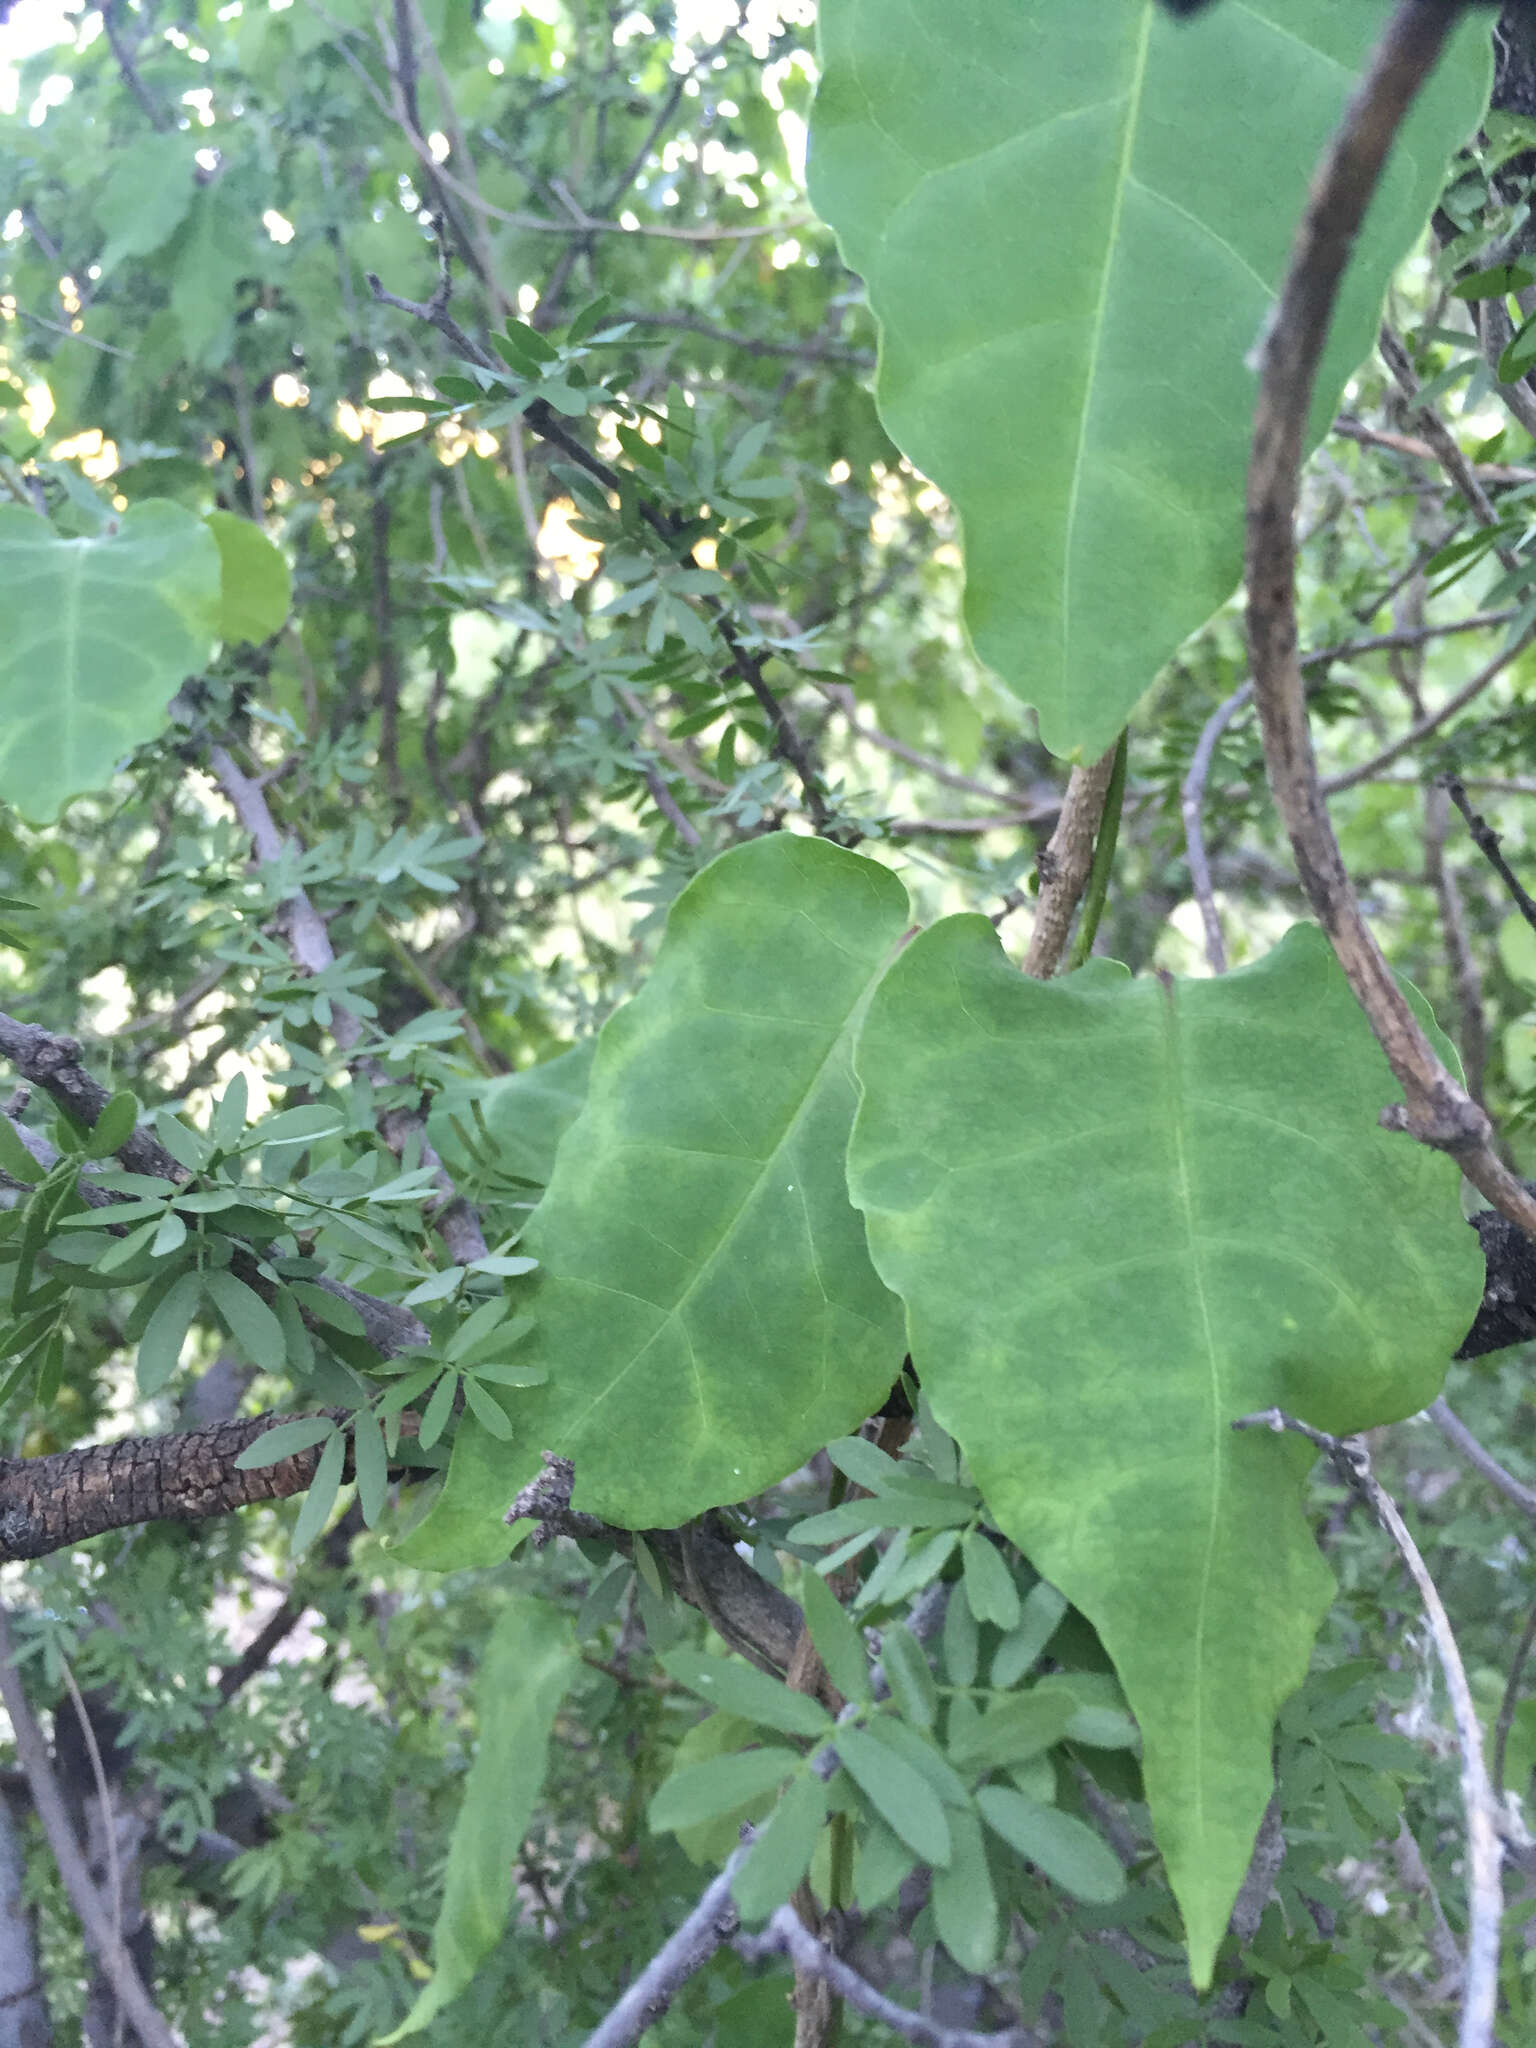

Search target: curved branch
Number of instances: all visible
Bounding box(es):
[1245,0,1536,1242]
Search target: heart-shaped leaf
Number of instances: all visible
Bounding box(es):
[0,501,221,821]
[438,835,910,1539]
[808,1,1490,757]
[848,921,1481,1983]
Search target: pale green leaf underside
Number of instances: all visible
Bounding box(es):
[847,921,1482,1984]
[808,0,1490,758]
[381,1596,576,2039]
[0,501,221,822]
[421,835,911,1548]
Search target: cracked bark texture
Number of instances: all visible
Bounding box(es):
[0,1414,352,1562]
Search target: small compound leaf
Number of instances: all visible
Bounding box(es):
[947,1688,1078,1778]
[85,1091,140,1161]
[992,1583,1069,1690]
[963,1532,1022,1629]
[460,1374,515,1440]
[352,1407,388,1525]
[835,1723,950,1866]
[289,1426,346,1557]
[661,1649,834,1738]
[854,1816,916,1910]
[801,1568,870,1705]
[975,1786,1125,1905]
[648,1747,800,1834]
[235,1416,338,1470]
[381,1597,576,2039]
[878,1622,937,1732]
[418,1369,458,1449]
[932,1804,999,1973]
[732,1771,828,1924]
[203,1270,286,1373]
[137,1271,202,1396]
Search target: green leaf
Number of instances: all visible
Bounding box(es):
[92,1217,161,1276]
[289,1283,366,1334]
[96,132,197,272]
[203,1270,287,1373]
[731,1771,828,1924]
[137,1271,202,1396]
[992,1583,1068,1690]
[212,1074,249,1153]
[854,1816,916,1910]
[963,1533,1021,1630]
[235,1416,338,1470]
[381,1597,576,2039]
[248,1107,344,1150]
[0,1118,38,1185]
[430,1040,598,1187]
[931,1804,998,1972]
[975,1786,1125,1904]
[84,1091,140,1161]
[289,1426,346,1557]
[385,1414,519,1572]
[878,1622,937,1731]
[154,1110,211,1174]
[835,1723,950,1865]
[801,1567,870,1705]
[947,1688,1078,1777]
[460,1373,514,1440]
[418,1369,458,1449]
[942,1583,979,1689]
[849,919,1482,1984]
[352,1407,388,1525]
[474,836,908,1529]
[0,504,222,822]
[648,1746,800,1833]
[661,1649,834,1738]
[204,512,292,645]
[807,2,1491,757]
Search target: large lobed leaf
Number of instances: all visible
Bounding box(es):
[847,920,1482,1984]
[808,0,1490,758]
[399,834,910,1564]
[0,500,222,822]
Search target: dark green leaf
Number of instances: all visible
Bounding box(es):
[662,1650,833,1738]
[137,1271,202,1396]
[85,1091,140,1160]
[203,1270,286,1372]
[731,1771,827,1923]
[235,1417,338,1470]
[648,1747,799,1833]
[352,1407,388,1525]
[962,1532,1021,1629]
[801,1568,870,1704]
[290,1426,346,1557]
[835,1723,950,1865]
[932,1804,998,1972]
[975,1786,1125,1903]
[878,1622,937,1731]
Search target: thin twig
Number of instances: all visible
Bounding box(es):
[1428,1396,1536,1519]
[1244,0,1536,1243]
[1233,1408,1502,2048]
[365,275,834,832]
[0,1604,182,2048]
[1319,631,1534,795]
[735,1909,1028,2048]
[1022,740,1121,979]
[579,1849,746,2048]
[1442,774,1536,934]
[1422,781,1488,1106]
[1377,325,1519,563]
